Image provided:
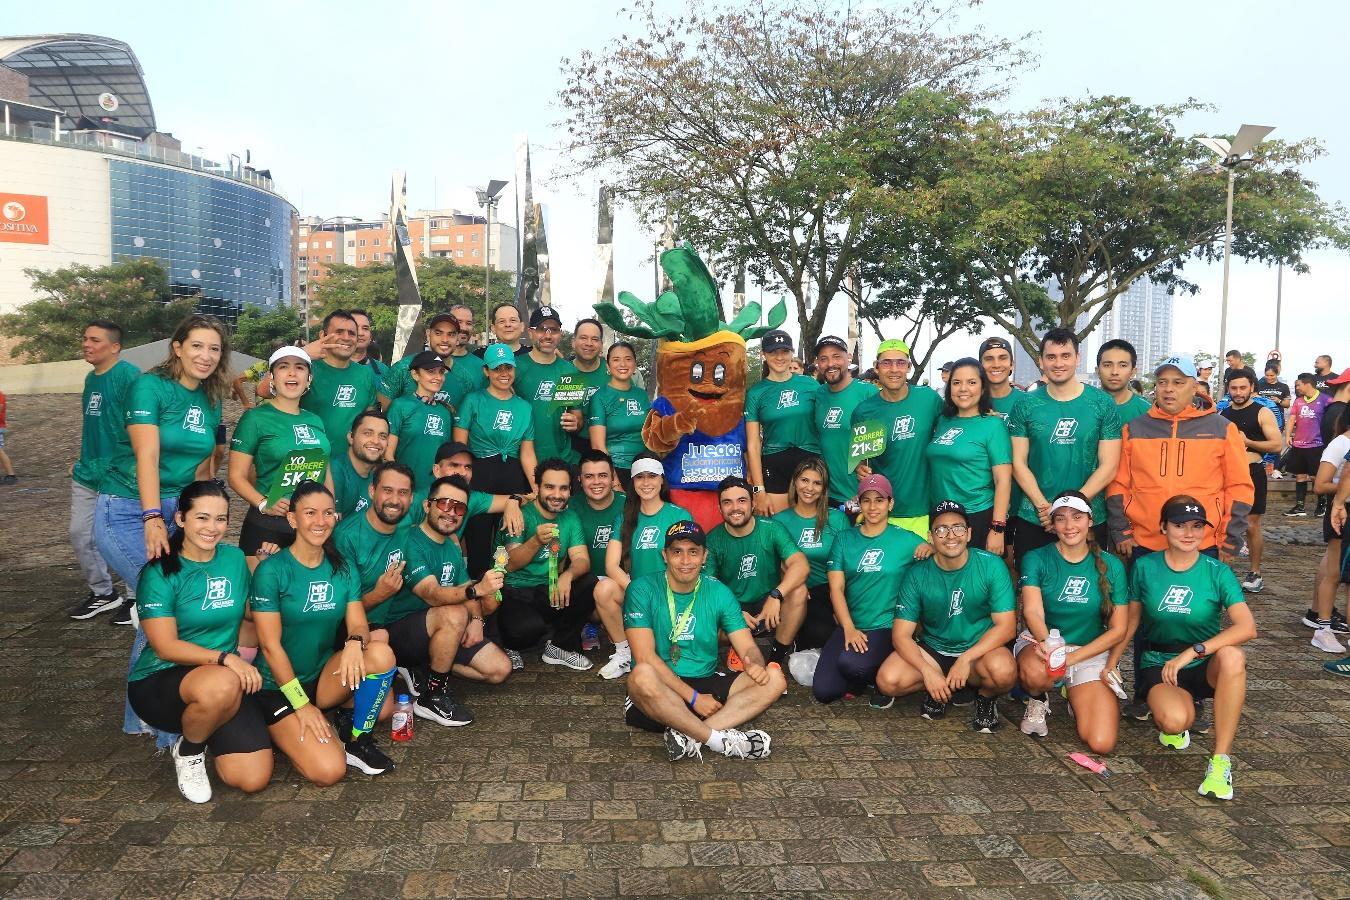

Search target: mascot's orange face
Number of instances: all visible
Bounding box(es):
[657,331,747,437]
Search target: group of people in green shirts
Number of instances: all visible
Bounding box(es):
[69,304,1254,806]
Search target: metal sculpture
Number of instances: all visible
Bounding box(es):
[390,169,424,360]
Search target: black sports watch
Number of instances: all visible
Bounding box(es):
[768,588,784,602]
[1192,642,1208,658]
[466,584,478,600]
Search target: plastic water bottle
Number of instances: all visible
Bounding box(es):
[1045,629,1067,679]
[391,693,414,742]
[492,545,508,602]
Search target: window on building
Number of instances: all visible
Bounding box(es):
[456,234,464,243]
[470,233,480,242]
[359,239,366,247]
[325,241,333,249]
[455,250,464,258]
[430,235,450,245]
[359,253,366,262]
[472,249,480,257]
[373,238,382,246]
[299,241,308,250]
[311,268,320,276]
[347,240,355,248]
[325,255,333,262]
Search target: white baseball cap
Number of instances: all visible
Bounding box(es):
[268,346,312,368]
[630,457,665,479]
[1048,495,1092,517]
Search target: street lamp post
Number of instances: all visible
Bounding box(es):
[1196,124,1274,379]
[475,180,509,344]
[301,214,361,340]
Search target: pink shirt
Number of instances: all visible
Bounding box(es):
[1292,392,1331,448]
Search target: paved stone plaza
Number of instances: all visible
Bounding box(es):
[0,394,1347,898]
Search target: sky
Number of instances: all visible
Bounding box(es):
[8,0,1350,382]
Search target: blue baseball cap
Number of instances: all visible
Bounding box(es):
[664,520,706,549]
[1154,354,1198,379]
[482,343,516,369]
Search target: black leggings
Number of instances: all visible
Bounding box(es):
[493,573,599,652]
[127,666,271,755]
[465,455,529,578]
[812,626,894,703]
[797,583,836,650]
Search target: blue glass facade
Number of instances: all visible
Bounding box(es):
[109,159,293,318]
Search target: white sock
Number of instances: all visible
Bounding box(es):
[615,640,630,654]
[704,730,726,752]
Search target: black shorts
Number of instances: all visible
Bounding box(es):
[1136,656,1215,701]
[919,642,963,675]
[385,608,490,669]
[1324,499,1345,544]
[1288,446,1323,476]
[1249,462,1267,517]
[238,505,296,556]
[254,679,321,726]
[127,666,272,755]
[963,507,995,551]
[623,671,737,733]
[761,448,819,495]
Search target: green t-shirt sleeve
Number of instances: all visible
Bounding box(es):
[136,563,175,619]
[124,375,163,426]
[986,553,1016,613]
[453,393,475,431]
[766,519,799,563]
[341,564,363,606]
[622,578,653,630]
[589,390,608,427]
[744,383,765,424]
[561,512,585,554]
[387,398,410,433]
[1127,557,1147,604]
[715,582,749,635]
[1216,563,1245,609]
[988,418,1013,466]
[1106,554,1129,606]
[1006,397,1029,438]
[826,532,844,574]
[895,567,921,622]
[1098,392,1123,440]
[1017,546,1043,589]
[230,407,262,455]
[249,558,281,614]
[520,404,536,442]
[467,490,492,519]
[405,537,435,587]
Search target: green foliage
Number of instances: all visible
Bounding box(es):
[311,257,514,359]
[0,258,197,363]
[233,306,302,360]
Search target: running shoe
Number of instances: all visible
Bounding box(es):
[1316,498,1329,519]
[1324,656,1350,677]
[1302,609,1329,629]
[580,623,600,652]
[1240,572,1264,593]
[0,475,15,485]
[868,687,894,710]
[1159,730,1191,750]
[950,685,976,706]
[1284,502,1307,517]
[109,604,134,627]
[1019,696,1049,738]
[413,690,474,727]
[345,732,394,775]
[1124,700,1152,722]
[598,644,632,680]
[726,647,744,672]
[972,696,999,733]
[506,649,525,671]
[541,641,592,671]
[1198,755,1233,800]
[69,591,124,621]
[664,728,702,762]
[1312,627,1345,654]
[170,737,212,804]
[1331,609,1350,635]
[718,728,772,760]
[1193,700,1212,735]
[920,693,947,720]
[397,666,424,698]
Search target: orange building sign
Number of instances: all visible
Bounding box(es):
[0,193,49,245]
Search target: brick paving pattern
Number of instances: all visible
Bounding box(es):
[0,394,1347,898]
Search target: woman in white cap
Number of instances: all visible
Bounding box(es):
[1014,490,1127,752]
[229,346,334,572]
[746,330,820,516]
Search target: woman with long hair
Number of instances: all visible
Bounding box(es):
[925,357,1012,555]
[1014,490,1128,752]
[745,330,820,516]
[588,341,650,492]
[96,314,232,745]
[250,482,399,784]
[229,347,333,571]
[771,458,847,650]
[593,452,691,680]
[128,481,272,803]
[1115,494,1257,800]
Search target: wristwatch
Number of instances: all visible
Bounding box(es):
[768,588,784,602]
[1192,642,1208,658]
[466,584,478,600]
[990,520,1007,534]
[751,485,764,495]
[508,494,524,504]
[258,498,269,513]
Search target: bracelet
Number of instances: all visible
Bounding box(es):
[471,615,484,622]
[142,513,164,523]
[347,634,367,650]
[141,507,162,519]
[688,690,699,709]
[279,678,310,711]
[258,498,269,513]
[216,650,230,666]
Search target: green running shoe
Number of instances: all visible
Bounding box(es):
[1158,730,1190,750]
[1198,755,1233,800]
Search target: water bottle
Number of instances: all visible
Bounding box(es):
[391,693,414,742]
[547,537,561,608]
[492,545,508,602]
[1045,629,1067,679]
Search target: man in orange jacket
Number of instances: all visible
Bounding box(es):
[1107,354,1254,562]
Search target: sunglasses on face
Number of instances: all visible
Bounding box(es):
[430,498,468,515]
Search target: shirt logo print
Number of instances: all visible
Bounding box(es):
[492,410,514,430]
[948,588,965,617]
[1159,585,1194,614]
[1051,418,1079,444]
[303,581,336,612]
[637,525,658,548]
[535,380,556,401]
[293,424,319,445]
[87,392,103,416]
[203,576,232,610]
[934,427,962,446]
[738,554,757,580]
[824,407,843,427]
[892,415,915,440]
[386,550,404,570]
[334,384,356,406]
[424,414,446,436]
[1059,575,1090,604]
[626,399,644,415]
[858,548,884,573]
[777,389,798,409]
[440,563,456,585]
[671,613,697,643]
[799,527,819,547]
[594,525,613,547]
[183,405,205,433]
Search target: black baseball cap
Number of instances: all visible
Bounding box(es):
[426,311,458,329]
[930,499,969,523]
[529,306,562,328]
[978,337,1012,357]
[1160,497,1212,528]
[814,335,849,355]
[435,441,473,463]
[939,361,954,373]
[665,520,706,548]
[410,350,447,370]
[761,329,794,353]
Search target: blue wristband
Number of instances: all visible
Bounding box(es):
[141,507,162,519]
[688,690,699,709]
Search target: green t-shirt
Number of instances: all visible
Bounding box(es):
[615,500,694,580]
[1008,383,1122,526]
[622,573,746,679]
[569,494,623,576]
[447,352,489,396]
[330,451,372,519]
[249,548,361,688]
[816,379,879,504]
[1131,552,1245,670]
[130,545,250,681]
[384,524,467,623]
[772,507,849,588]
[333,511,410,626]
[502,503,586,588]
[895,549,1015,656]
[75,359,140,491]
[230,403,331,498]
[454,389,534,460]
[852,386,944,518]
[1117,393,1153,428]
[925,413,1013,513]
[102,374,221,499]
[827,525,926,631]
[301,358,380,444]
[704,517,801,608]
[408,486,492,531]
[387,395,453,487]
[513,353,580,464]
[746,374,822,455]
[989,389,1027,513]
[572,360,610,409]
[1018,544,1127,647]
[588,384,650,468]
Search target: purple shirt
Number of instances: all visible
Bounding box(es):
[1292,392,1332,448]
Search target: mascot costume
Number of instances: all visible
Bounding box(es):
[594,244,786,531]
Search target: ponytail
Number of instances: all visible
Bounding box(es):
[150,480,231,578]
[1084,527,1114,626]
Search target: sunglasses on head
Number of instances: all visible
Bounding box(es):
[430,497,468,515]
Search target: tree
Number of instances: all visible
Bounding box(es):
[0,258,197,363]
[233,306,303,359]
[558,0,1026,352]
[311,258,515,358]
[934,96,1349,359]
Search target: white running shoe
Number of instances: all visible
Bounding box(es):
[170,737,212,804]
[598,644,632,680]
[664,728,703,762]
[718,728,772,759]
[1019,697,1050,738]
[542,641,593,671]
[1312,627,1346,654]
